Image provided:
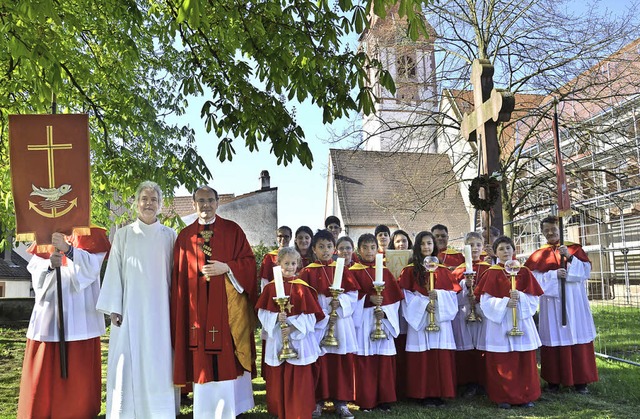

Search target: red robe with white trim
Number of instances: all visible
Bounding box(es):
[299,260,360,402]
[474,265,543,404]
[525,242,598,386]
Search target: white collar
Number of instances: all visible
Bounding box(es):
[198,216,216,225]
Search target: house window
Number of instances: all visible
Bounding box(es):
[0,282,5,298]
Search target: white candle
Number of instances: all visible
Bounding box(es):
[375,253,384,284]
[333,257,345,289]
[464,244,473,273]
[273,266,285,298]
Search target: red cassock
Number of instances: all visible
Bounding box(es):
[525,242,598,386]
[474,265,544,405]
[398,265,460,399]
[299,260,360,402]
[171,218,257,386]
[350,263,404,409]
[257,279,325,419]
[451,261,491,386]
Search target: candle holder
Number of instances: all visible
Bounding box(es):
[321,288,343,347]
[505,260,524,337]
[424,256,440,332]
[370,283,387,340]
[273,296,299,360]
[464,272,482,322]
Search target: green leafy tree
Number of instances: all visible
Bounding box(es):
[0,0,432,246]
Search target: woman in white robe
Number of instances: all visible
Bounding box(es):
[97,181,178,418]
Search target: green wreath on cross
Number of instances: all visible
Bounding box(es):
[469,174,501,211]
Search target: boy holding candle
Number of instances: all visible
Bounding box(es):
[398,231,461,406]
[350,234,404,412]
[474,236,543,409]
[451,232,491,396]
[299,229,360,418]
[256,247,326,419]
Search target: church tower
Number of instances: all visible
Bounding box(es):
[359,7,438,153]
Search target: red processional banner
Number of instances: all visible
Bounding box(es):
[9,114,91,246]
[552,108,572,218]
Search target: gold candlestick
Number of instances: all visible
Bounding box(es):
[464,272,482,322]
[424,256,440,332]
[273,296,299,360]
[505,260,524,337]
[370,283,387,340]
[321,288,343,347]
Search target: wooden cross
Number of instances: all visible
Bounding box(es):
[460,59,515,233]
[208,326,219,342]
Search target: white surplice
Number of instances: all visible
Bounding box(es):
[27,248,106,342]
[402,289,458,351]
[96,219,178,419]
[532,258,596,346]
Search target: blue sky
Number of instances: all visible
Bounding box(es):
[175,0,635,235]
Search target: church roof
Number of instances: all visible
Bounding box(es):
[329,149,469,239]
[0,250,30,280]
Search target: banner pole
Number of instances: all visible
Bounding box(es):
[51,92,68,379]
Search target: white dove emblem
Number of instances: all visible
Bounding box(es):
[30,184,73,201]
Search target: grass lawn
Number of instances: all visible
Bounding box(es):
[1,321,639,419]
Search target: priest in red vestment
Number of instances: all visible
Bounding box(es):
[171,186,257,418]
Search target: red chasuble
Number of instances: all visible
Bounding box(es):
[524,241,590,272]
[349,262,404,306]
[437,248,466,270]
[256,278,325,321]
[398,264,462,294]
[171,218,257,385]
[299,260,360,295]
[259,250,279,282]
[451,261,491,285]
[474,264,543,299]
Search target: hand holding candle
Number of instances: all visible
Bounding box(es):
[273,266,285,298]
[375,253,384,285]
[332,257,345,289]
[464,244,473,273]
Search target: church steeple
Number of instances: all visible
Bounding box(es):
[359,7,438,153]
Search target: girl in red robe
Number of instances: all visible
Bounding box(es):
[257,247,325,419]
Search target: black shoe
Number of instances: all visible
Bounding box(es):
[376,403,392,412]
[497,403,511,409]
[575,384,589,394]
[463,383,478,397]
[545,383,560,393]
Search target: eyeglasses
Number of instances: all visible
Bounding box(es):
[277,235,291,239]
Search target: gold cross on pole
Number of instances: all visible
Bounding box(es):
[27,125,72,189]
[208,326,219,342]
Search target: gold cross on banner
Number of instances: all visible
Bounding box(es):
[208,326,219,342]
[27,125,72,189]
